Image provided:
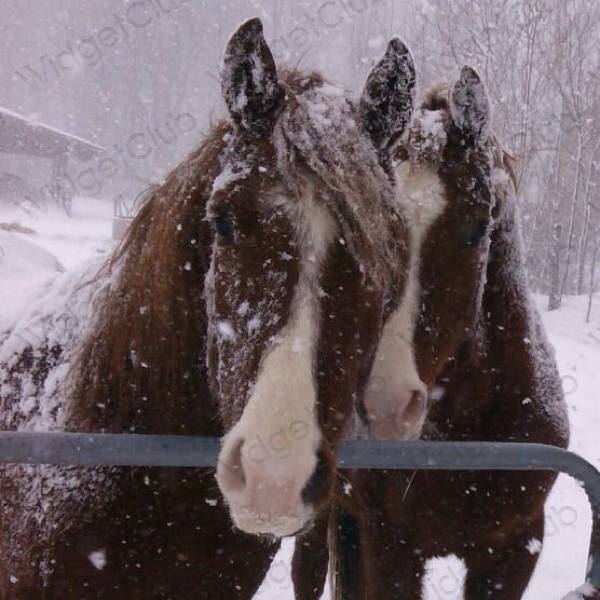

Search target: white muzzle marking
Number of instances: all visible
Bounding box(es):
[216,194,334,536]
[364,164,446,440]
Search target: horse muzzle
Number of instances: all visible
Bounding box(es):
[216,430,329,537]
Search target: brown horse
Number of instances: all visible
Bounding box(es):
[0,19,423,599]
[293,68,572,599]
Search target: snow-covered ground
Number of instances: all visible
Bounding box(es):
[0,200,598,599]
[0,197,113,332]
[0,196,113,270]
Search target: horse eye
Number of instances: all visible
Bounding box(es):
[465,220,488,247]
[214,213,235,243]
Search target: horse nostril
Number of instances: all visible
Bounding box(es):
[218,438,246,494]
[398,389,429,439]
[301,449,331,506]
[406,389,428,422]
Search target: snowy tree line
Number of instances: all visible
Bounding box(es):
[1,0,598,311]
[398,0,600,313]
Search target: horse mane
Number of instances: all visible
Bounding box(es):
[67,117,228,434]
[67,69,400,434]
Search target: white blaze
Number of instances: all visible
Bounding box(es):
[365,164,446,440]
[217,193,335,536]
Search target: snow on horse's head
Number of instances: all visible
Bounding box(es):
[208,20,424,536]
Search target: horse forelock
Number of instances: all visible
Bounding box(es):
[210,69,401,287]
[273,70,402,287]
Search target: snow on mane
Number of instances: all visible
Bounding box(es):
[0,232,65,334]
[0,253,122,582]
[0,255,119,430]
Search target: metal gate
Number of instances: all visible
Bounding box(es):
[0,432,598,589]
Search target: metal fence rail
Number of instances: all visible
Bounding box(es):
[0,432,598,588]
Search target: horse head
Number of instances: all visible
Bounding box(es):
[210,19,421,536]
[391,66,502,398]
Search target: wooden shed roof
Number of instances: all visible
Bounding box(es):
[0,107,105,161]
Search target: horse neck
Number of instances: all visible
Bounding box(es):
[482,197,567,443]
[430,197,564,440]
[483,198,535,360]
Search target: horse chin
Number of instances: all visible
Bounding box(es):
[229,506,314,538]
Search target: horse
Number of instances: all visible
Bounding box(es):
[0,18,425,599]
[293,67,573,599]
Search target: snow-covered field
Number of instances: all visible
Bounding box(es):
[0,199,598,599]
[0,197,113,332]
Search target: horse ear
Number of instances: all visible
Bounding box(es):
[222,18,284,137]
[450,66,491,146]
[359,38,416,153]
